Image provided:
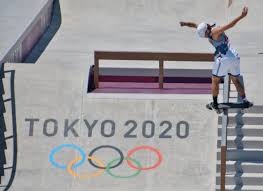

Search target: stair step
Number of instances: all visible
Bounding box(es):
[217,137,263,149]
[216,161,236,172]
[228,113,263,117]
[0,140,7,150]
[217,161,263,173]
[216,185,263,191]
[217,149,263,162]
[0,79,4,95]
[0,114,6,132]
[218,137,263,141]
[242,163,263,173]
[0,101,5,114]
[0,166,4,176]
[216,173,263,185]
[218,148,263,152]
[219,117,263,126]
[218,126,263,137]
[0,148,6,164]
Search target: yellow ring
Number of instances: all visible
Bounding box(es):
[67,156,105,179]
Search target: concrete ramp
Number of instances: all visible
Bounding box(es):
[1,63,218,191]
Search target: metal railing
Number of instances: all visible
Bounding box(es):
[94,51,214,89]
[0,67,18,190]
[220,75,231,191]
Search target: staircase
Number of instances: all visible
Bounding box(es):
[0,63,7,185]
[216,76,263,191]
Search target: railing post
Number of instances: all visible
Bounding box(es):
[94,53,99,89]
[221,75,230,191]
[159,60,164,89]
[238,76,244,102]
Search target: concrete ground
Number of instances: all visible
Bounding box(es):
[0,0,263,190]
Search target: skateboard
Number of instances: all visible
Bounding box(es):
[206,102,254,114]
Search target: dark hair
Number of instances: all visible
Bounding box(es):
[206,23,215,36]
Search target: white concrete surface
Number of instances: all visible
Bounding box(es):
[1,63,218,191]
[1,0,263,190]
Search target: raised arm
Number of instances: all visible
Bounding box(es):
[212,7,248,36]
[180,22,198,29]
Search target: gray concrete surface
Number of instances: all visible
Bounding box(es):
[0,0,53,64]
[1,0,263,190]
[1,63,218,191]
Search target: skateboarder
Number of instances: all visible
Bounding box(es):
[180,6,252,110]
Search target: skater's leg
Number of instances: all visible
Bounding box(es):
[212,76,221,105]
[230,75,246,98]
[205,76,222,112]
[230,75,253,108]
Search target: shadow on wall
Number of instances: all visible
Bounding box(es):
[232,106,263,190]
[216,105,263,190]
[23,0,62,63]
[0,64,6,185]
[0,64,18,191]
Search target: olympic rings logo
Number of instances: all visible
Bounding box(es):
[49,144,163,179]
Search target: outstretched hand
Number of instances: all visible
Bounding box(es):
[179,22,197,28]
[241,6,248,18]
[180,22,186,27]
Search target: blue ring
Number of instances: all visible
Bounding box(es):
[49,144,86,170]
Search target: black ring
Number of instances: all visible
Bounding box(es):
[88,145,124,169]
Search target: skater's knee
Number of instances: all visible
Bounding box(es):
[212,76,221,84]
[231,76,241,85]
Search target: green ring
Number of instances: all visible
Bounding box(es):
[106,157,142,179]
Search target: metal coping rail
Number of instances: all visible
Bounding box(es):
[94,51,214,89]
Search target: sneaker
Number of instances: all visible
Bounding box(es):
[242,99,253,108]
[206,102,219,110]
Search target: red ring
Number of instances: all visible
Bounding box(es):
[127,145,163,170]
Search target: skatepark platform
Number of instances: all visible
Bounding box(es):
[0,62,218,191]
[1,0,263,190]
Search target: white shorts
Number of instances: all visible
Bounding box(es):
[212,49,240,77]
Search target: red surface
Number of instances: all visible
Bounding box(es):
[99,76,211,83]
[93,82,211,94]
